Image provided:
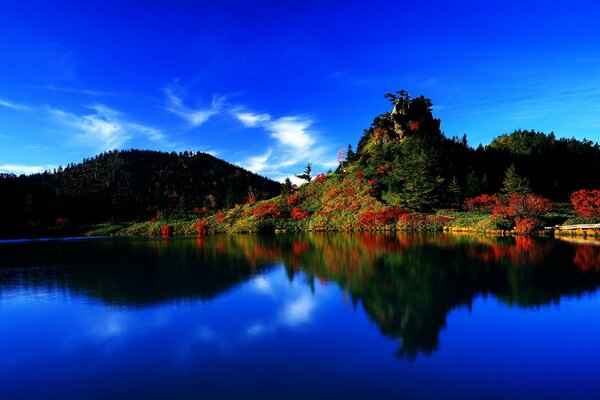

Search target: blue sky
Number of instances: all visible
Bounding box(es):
[1,0,600,181]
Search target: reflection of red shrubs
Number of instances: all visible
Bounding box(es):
[55,217,69,226]
[292,241,310,255]
[161,225,173,237]
[571,190,600,219]
[574,245,600,272]
[252,203,282,218]
[464,194,498,212]
[291,207,310,220]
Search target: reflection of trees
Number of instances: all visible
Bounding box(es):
[2,233,600,359]
[279,233,600,359]
[0,236,284,305]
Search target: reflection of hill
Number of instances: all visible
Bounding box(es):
[2,233,600,359]
[0,236,281,305]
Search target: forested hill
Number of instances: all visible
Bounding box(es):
[0,149,281,237]
[352,91,600,207]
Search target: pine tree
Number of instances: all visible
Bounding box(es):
[447,176,462,208]
[501,164,531,195]
[281,178,293,194]
[346,144,357,163]
[296,163,312,183]
[392,142,444,212]
[465,168,481,197]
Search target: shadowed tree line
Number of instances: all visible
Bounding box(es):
[0,150,281,237]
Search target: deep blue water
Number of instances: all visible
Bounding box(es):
[1,233,600,399]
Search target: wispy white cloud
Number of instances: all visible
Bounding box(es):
[0,98,30,111]
[268,116,315,151]
[236,112,271,127]
[28,84,116,96]
[234,110,334,178]
[242,148,272,174]
[49,104,165,152]
[0,164,55,175]
[164,87,224,127]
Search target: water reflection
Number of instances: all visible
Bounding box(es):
[1,233,600,360]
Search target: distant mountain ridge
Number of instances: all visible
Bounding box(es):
[0,149,281,237]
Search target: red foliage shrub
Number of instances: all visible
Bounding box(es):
[291,207,311,221]
[286,193,299,206]
[216,212,226,223]
[326,188,339,199]
[507,194,552,217]
[464,194,498,212]
[355,170,364,179]
[344,187,356,197]
[161,225,174,237]
[313,173,326,183]
[491,201,510,219]
[367,179,377,187]
[197,218,209,234]
[571,190,600,219]
[490,193,552,220]
[514,216,542,235]
[376,164,390,175]
[246,195,257,204]
[359,207,402,228]
[252,203,282,218]
[408,121,421,131]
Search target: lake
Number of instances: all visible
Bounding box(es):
[2,233,600,399]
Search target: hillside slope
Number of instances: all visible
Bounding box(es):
[0,149,281,237]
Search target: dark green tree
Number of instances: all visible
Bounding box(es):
[447,176,462,208]
[346,144,357,163]
[281,178,293,194]
[296,163,312,183]
[465,168,482,197]
[391,141,444,212]
[501,164,531,195]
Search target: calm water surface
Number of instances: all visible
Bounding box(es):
[2,233,600,399]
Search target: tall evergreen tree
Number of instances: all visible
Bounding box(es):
[465,168,481,197]
[447,176,462,208]
[296,163,312,183]
[392,141,444,212]
[501,164,531,195]
[281,178,293,195]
